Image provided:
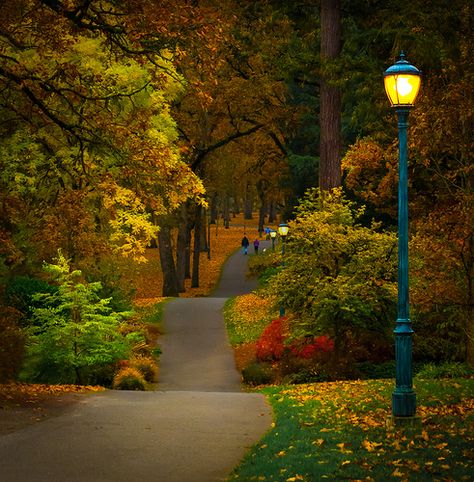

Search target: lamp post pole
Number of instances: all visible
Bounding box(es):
[270,230,277,251]
[392,106,416,418]
[278,223,289,317]
[383,52,421,419]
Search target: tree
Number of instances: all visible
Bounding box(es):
[23,252,139,384]
[0,0,204,277]
[266,189,397,362]
[319,0,342,190]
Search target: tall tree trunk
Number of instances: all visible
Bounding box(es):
[210,193,218,224]
[158,225,179,296]
[223,195,230,228]
[268,200,276,223]
[191,204,202,288]
[200,209,208,252]
[185,226,191,279]
[319,0,342,190]
[176,206,188,293]
[244,196,253,219]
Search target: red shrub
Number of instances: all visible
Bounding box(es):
[289,335,334,359]
[256,318,286,362]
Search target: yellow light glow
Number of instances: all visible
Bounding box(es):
[278,224,289,237]
[270,230,277,238]
[384,74,421,106]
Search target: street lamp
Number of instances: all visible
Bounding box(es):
[270,230,277,251]
[278,223,289,316]
[384,52,422,419]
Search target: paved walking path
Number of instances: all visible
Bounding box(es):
[0,245,272,482]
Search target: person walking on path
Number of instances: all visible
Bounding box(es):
[253,238,260,254]
[241,235,249,254]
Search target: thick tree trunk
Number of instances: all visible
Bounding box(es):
[185,224,191,279]
[258,200,266,237]
[223,196,230,228]
[319,0,342,190]
[210,193,218,224]
[158,225,179,296]
[244,196,253,219]
[268,200,277,223]
[176,223,187,293]
[191,204,202,288]
[200,209,208,252]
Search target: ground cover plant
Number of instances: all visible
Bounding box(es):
[229,378,474,481]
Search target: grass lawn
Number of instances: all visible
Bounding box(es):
[229,377,474,481]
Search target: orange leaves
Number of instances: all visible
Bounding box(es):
[0,382,103,406]
[234,293,273,324]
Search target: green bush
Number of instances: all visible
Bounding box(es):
[265,188,397,360]
[113,367,146,390]
[21,252,134,385]
[4,276,57,322]
[415,362,473,380]
[241,361,275,386]
[248,251,280,279]
[0,307,25,382]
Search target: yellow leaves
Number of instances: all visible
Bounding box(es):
[234,293,273,323]
[361,439,384,453]
[0,383,103,407]
[286,475,305,481]
[336,442,353,454]
[312,438,325,447]
[276,450,286,457]
[391,468,405,478]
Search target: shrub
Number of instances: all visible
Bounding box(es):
[113,367,146,390]
[22,252,134,385]
[130,356,158,383]
[289,335,335,359]
[4,276,57,322]
[241,361,275,386]
[0,307,25,382]
[256,318,286,362]
[415,362,473,380]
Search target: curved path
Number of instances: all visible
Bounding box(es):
[0,246,272,482]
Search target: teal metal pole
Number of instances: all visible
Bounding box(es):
[392,107,416,417]
[280,237,286,317]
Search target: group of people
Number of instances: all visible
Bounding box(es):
[241,235,259,255]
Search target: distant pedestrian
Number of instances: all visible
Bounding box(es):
[241,235,249,255]
[253,238,260,254]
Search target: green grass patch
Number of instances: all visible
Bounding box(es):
[229,378,474,481]
[223,295,275,345]
[137,298,170,327]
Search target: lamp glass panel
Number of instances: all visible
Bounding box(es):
[270,231,277,238]
[278,225,289,236]
[384,74,421,106]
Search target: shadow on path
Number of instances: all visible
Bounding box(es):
[0,242,272,482]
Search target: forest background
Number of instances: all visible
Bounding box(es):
[0,0,472,386]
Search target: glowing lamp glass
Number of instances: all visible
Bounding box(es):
[384,74,421,106]
[270,230,277,239]
[278,224,289,237]
[383,53,422,107]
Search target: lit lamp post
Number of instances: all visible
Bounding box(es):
[384,52,422,419]
[270,230,277,251]
[278,223,289,316]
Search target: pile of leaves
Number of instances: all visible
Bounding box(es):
[0,383,103,409]
[230,377,474,481]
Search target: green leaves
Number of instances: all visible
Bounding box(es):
[266,188,397,352]
[23,252,134,384]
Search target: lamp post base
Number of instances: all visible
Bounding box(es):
[389,414,422,429]
[392,390,416,418]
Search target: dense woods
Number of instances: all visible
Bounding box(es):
[1,0,472,384]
